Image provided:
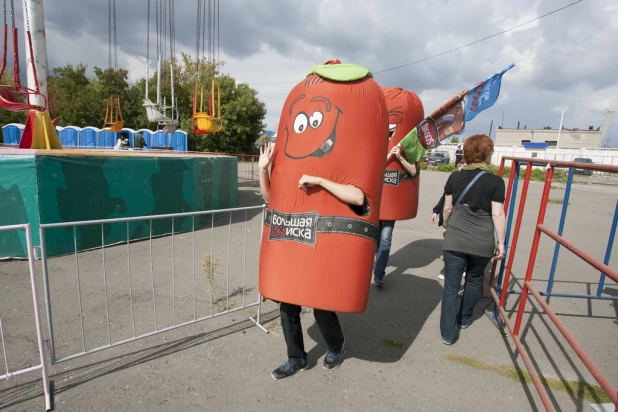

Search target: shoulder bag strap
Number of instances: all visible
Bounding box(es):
[454,170,487,209]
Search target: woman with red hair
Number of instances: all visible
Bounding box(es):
[440,134,506,345]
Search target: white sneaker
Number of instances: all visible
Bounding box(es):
[438,273,465,280]
[438,274,445,280]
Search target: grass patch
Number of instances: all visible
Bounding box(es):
[380,338,406,349]
[444,353,612,404]
[551,185,565,190]
[548,198,564,204]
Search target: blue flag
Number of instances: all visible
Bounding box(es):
[464,63,515,122]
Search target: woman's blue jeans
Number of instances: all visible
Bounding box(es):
[440,250,491,342]
[373,220,395,283]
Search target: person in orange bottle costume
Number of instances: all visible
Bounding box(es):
[258,60,388,380]
[373,87,425,287]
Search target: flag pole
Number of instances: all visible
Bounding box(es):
[557,109,564,147]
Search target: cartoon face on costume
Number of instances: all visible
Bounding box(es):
[283,78,343,159]
[382,87,424,149]
[387,105,403,141]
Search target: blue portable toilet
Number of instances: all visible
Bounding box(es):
[81,127,100,148]
[171,131,188,151]
[2,123,24,146]
[60,126,80,147]
[152,131,170,148]
[99,130,118,148]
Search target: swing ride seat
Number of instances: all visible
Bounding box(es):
[103,120,125,132]
[103,97,124,132]
[161,123,177,134]
[194,112,222,133]
[0,20,48,113]
[0,86,46,112]
[143,98,177,124]
[191,79,222,134]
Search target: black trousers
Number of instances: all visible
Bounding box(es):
[279,302,345,362]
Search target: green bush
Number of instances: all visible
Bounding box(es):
[436,164,456,172]
[553,169,568,183]
[420,162,428,170]
[430,162,569,184]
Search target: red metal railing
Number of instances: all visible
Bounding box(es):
[486,156,618,411]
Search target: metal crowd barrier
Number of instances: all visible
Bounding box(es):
[39,205,268,365]
[0,224,52,411]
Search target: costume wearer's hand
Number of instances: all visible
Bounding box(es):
[431,213,438,223]
[442,228,447,239]
[259,142,274,170]
[494,243,505,261]
[298,175,321,191]
[390,146,402,160]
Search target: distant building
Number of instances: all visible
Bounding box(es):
[494,127,602,148]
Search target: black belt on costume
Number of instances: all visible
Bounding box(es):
[383,169,418,187]
[264,209,379,245]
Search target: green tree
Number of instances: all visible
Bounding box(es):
[48,64,103,127]
[450,136,460,144]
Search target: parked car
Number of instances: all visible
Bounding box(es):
[573,157,593,176]
[426,152,450,165]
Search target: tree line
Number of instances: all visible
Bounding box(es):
[0,54,268,154]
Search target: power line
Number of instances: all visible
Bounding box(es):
[372,0,584,75]
[247,0,584,86]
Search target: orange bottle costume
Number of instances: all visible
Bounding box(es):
[259,61,389,313]
[378,87,425,220]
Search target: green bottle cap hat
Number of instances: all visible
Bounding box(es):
[307,61,373,82]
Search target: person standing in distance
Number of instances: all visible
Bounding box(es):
[455,145,464,166]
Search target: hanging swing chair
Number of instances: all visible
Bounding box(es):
[101,0,124,133]
[143,0,179,135]
[2,0,61,150]
[192,0,222,135]
[0,3,47,113]
[103,96,124,132]
[192,79,221,134]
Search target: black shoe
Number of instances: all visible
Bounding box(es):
[323,343,344,370]
[271,359,308,381]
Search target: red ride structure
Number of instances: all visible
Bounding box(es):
[484,157,618,411]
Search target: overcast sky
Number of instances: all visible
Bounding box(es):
[39,0,618,145]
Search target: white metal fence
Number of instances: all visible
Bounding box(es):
[436,143,618,169]
[38,205,268,365]
[0,224,51,411]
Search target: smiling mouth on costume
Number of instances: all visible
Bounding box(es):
[284,108,341,159]
[388,124,397,140]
